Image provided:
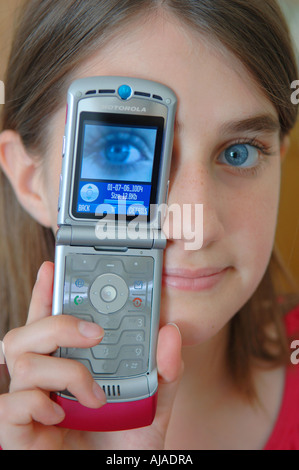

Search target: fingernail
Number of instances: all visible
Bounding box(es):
[93,382,107,405]
[36,264,44,281]
[52,402,65,419]
[167,322,181,337]
[78,321,104,339]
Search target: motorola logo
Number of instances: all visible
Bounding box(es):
[101,104,147,113]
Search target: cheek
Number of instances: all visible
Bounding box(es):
[159,168,281,346]
[228,172,280,289]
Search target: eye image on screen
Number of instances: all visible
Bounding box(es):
[80,123,157,182]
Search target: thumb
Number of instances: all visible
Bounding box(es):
[154,323,183,430]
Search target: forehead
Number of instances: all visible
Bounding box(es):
[71,13,278,131]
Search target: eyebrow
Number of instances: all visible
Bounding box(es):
[219,114,280,136]
[175,114,280,136]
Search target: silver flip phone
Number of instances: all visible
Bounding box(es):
[52,77,177,429]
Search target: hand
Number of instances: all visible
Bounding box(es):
[0,262,183,450]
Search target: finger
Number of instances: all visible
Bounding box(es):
[3,315,104,372]
[157,323,183,384]
[0,390,65,450]
[0,390,65,426]
[10,353,106,408]
[154,323,183,429]
[27,261,55,325]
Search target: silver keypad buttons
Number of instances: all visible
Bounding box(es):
[61,254,154,378]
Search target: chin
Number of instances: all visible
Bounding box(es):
[159,281,252,348]
[160,296,226,347]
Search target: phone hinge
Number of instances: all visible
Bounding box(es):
[56,225,167,250]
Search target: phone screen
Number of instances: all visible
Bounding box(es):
[72,112,164,221]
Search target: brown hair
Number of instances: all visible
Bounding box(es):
[0,0,298,396]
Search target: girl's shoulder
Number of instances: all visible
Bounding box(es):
[264,304,299,450]
[285,303,299,336]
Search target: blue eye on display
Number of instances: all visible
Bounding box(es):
[81,124,157,182]
[103,131,152,165]
[74,113,164,219]
[106,141,131,163]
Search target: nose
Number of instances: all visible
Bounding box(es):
[163,161,224,250]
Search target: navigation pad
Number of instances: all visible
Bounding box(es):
[61,253,154,378]
[90,273,129,314]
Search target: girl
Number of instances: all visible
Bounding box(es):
[0,0,298,450]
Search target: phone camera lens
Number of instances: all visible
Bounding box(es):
[118,85,132,100]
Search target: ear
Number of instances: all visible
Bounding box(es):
[0,130,52,227]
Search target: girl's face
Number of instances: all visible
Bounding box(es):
[43,15,283,346]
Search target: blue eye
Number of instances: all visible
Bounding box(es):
[106,142,131,162]
[219,144,259,168]
[81,125,157,182]
[103,132,149,164]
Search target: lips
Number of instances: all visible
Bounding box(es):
[162,267,230,292]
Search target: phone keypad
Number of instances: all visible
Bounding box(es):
[61,254,154,378]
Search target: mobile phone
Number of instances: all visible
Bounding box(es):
[51,76,177,431]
